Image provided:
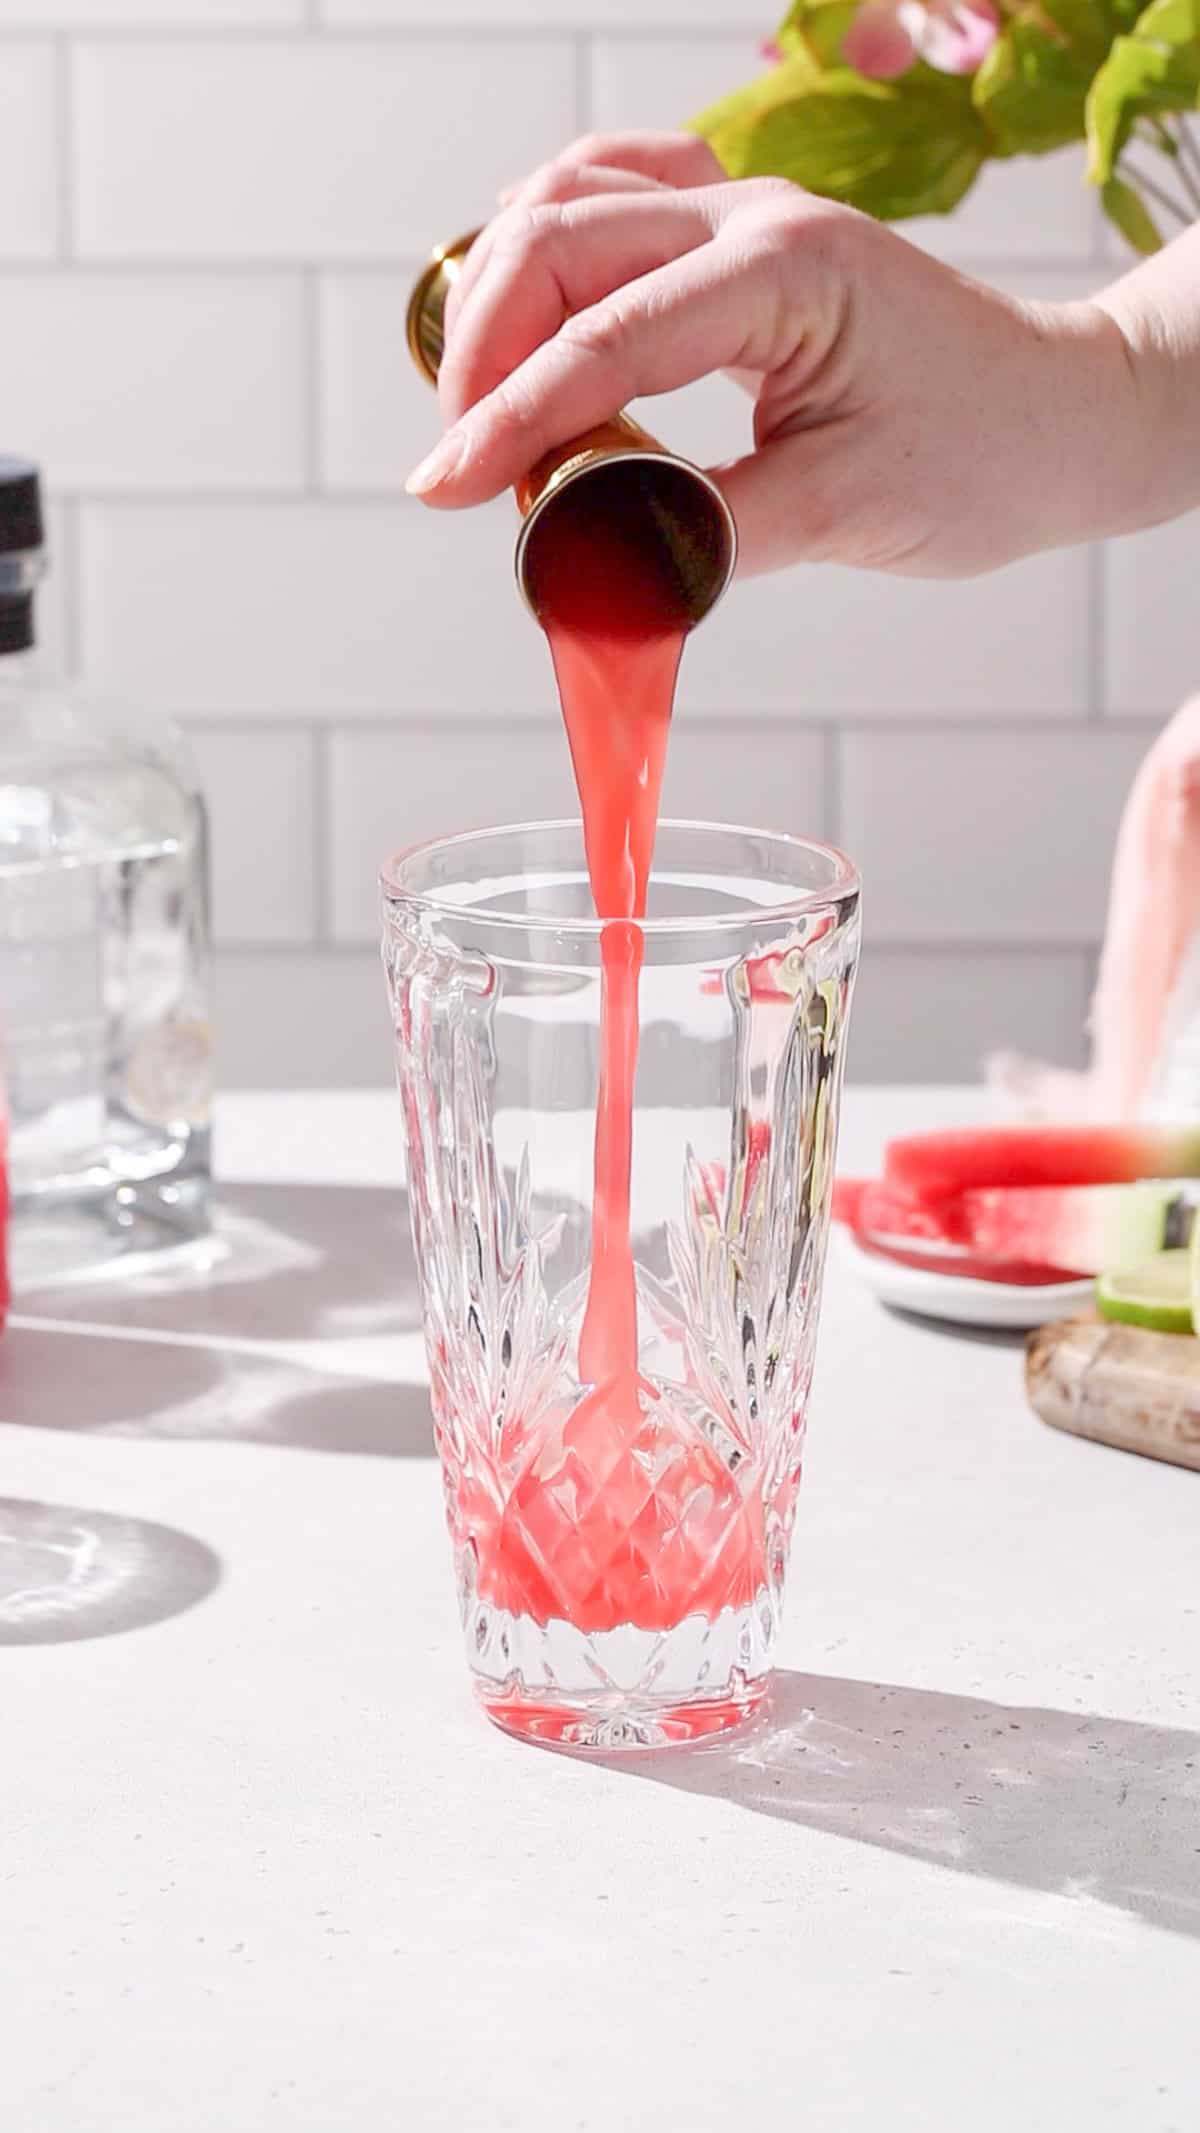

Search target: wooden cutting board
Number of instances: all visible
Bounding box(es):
[1026,1316,1200,1471]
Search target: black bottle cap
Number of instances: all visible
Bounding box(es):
[0,597,34,653]
[0,457,44,557]
[0,457,44,654]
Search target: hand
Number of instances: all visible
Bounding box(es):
[406,130,1142,580]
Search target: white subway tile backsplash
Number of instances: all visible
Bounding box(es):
[589,35,761,136]
[328,718,828,941]
[328,723,578,940]
[659,722,826,838]
[324,0,763,23]
[839,726,1147,944]
[73,39,575,260]
[78,500,554,715]
[680,548,1090,719]
[318,272,440,490]
[0,0,301,20]
[186,727,317,943]
[632,374,753,476]
[905,148,1100,266]
[214,950,393,1086]
[0,273,305,492]
[848,945,1091,1083]
[1104,512,1200,721]
[0,44,58,260]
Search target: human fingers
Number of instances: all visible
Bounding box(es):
[411,218,801,508]
[499,130,725,203]
[438,190,719,427]
[442,165,671,347]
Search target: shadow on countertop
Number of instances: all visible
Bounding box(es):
[619,1669,1200,1941]
[0,1495,221,1645]
[3,1183,433,1459]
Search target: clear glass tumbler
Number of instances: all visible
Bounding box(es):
[381,821,860,1751]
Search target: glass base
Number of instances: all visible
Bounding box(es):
[466,1588,775,1752]
[10,1169,212,1291]
[479,1674,767,1752]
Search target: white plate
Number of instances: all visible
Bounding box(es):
[838,1232,1094,1332]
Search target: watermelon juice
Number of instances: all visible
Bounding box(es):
[382,470,860,1748]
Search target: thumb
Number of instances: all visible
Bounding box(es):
[708,435,846,577]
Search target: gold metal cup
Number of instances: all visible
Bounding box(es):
[405,229,738,629]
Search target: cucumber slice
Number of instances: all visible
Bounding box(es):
[1096,1249,1194,1334]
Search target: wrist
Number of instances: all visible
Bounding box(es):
[1026,293,1157,548]
[1090,226,1200,536]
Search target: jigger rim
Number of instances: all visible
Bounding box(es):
[513,448,738,627]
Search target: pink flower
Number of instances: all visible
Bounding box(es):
[843,0,998,78]
[760,35,786,62]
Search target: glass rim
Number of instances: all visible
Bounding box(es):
[379,817,860,940]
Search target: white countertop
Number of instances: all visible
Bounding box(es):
[3,1088,1197,2133]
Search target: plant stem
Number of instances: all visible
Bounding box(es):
[1174,114,1200,198]
[1121,157,1195,229]
[1143,118,1179,156]
[1158,122,1200,213]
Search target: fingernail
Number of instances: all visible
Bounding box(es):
[405,429,467,497]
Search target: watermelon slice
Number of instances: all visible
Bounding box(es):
[0,1102,7,1333]
[831,1177,873,1229]
[851,1232,1078,1287]
[955,1181,1179,1274]
[883,1123,1200,1201]
[834,1174,1182,1275]
[839,1178,948,1242]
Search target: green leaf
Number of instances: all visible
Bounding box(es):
[1100,169,1167,243]
[1041,0,1138,52]
[973,16,1094,152]
[776,0,861,68]
[695,65,988,222]
[1086,0,1200,179]
[1086,33,1200,178]
[972,0,1128,157]
[1130,0,1200,42]
[690,53,821,170]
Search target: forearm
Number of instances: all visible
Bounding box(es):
[1090,221,1200,536]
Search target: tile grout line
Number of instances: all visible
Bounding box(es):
[96,709,1160,737]
[301,267,323,493]
[310,723,332,946]
[0,258,431,277]
[821,723,840,847]
[573,29,591,134]
[0,22,759,44]
[58,497,81,679]
[53,33,75,264]
[0,21,654,45]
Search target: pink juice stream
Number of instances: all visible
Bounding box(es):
[480,487,764,1635]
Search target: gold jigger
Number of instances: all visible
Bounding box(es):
[406,229,738,628]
